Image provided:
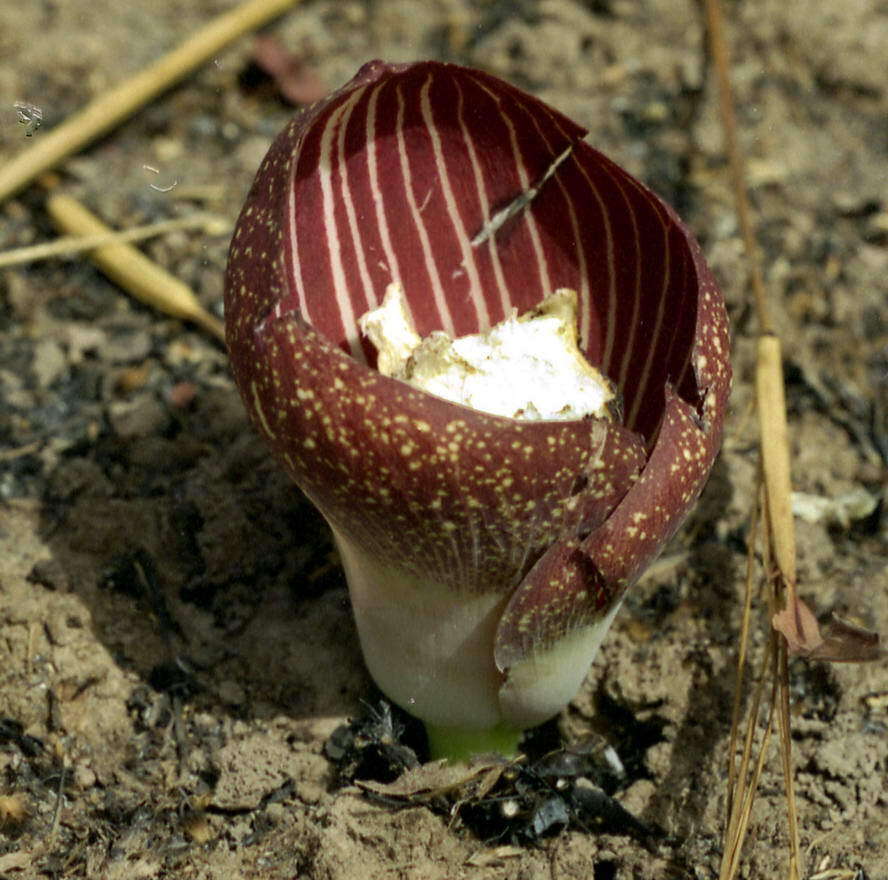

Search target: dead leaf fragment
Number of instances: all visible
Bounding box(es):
[464,845,525,867]
[772,597,823,655]
[250,35,328,105]
[773,600,883,662]
[355,755,511,802]
[811,614,883,663]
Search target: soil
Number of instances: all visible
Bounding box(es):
[1,1,886,878]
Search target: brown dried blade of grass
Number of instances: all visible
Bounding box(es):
[719,490,777,880]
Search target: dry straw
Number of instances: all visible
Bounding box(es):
[0,212,228,269]
[704,0,803,874]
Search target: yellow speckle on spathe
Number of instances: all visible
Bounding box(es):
[414,420,431,433]
[250,381,276,440]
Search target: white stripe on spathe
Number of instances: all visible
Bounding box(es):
[455,80,511,327]
[607,168,642,395]
[318,86,368,357]
[287,134,309,325]
[473,79,552,303]
[522,107,590,350]
[395,82,455,335]
[419,75,489,331]
[555,137,618,371]
[336,84,377,357]
[626,199,672,429]
[366,84,405,313]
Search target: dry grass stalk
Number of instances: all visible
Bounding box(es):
[704,0,802,876]
[0,213,228,269]
[44,187,225,343]
[0,0,300,204]
[719,493,778,880]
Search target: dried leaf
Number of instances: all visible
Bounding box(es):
[808,614,883,663]
[773,601,883,663]
[355,755,508,801]
[251,36,327,105]
[772,597,823,655]
[464,846,524,867]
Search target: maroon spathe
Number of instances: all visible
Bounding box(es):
[225,60,731,674]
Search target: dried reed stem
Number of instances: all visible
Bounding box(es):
[719,487,777,880]
[45,189,225,343]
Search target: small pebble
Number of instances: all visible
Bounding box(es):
[108,394,169,439]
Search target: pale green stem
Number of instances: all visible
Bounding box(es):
[424,722,523,762]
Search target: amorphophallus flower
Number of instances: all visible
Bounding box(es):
[224,60,731,760]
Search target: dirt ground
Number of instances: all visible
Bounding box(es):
[1,1,886,878]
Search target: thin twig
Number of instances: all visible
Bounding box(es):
[724,489,760,825]
[703,0,771,335]
[776,637,801,880]
[0,213,228,269]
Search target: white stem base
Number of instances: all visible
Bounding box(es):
[334,526,624,738]
[335,527,510,731]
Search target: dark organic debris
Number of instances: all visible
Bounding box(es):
[147,657,202,700]
[589,688,669,785]
[324,701,660,846]
[0,717,44,758]
[98,547,183,641]
[325,701,423,785]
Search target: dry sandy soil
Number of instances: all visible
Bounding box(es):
[1,1,886,878]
